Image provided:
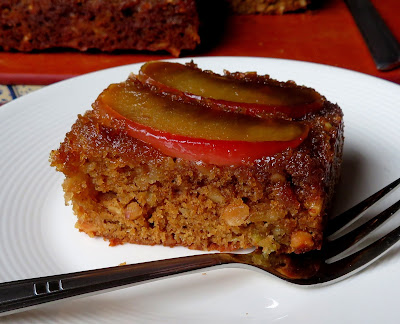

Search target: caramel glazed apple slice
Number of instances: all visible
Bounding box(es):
[94,77,309,166]
[138,61,325,120]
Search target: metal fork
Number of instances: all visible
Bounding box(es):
[1,178,400,316]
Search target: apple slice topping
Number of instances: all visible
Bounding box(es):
[138,61,324,119]
[94,78,309,165]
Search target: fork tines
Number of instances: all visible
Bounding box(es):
[326,177,400,236]
[305,177,400,284]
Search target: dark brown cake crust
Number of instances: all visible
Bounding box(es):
[50,75,343,254]
[0,0,200,56]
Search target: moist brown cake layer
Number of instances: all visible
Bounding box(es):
[50,90,343,254]
[0,0,200,56]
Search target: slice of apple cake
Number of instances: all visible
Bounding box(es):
[50,61,343,254]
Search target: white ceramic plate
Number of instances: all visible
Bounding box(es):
[1,57,400,323]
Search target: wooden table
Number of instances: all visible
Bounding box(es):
[1,0,399,85]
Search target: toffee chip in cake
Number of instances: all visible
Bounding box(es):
[50,61,343,255]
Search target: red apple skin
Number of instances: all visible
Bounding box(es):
[95,99,310,166]
[138,62,325,120]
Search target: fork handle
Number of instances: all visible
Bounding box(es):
[0,253,230,316]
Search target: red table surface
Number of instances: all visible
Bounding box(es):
[0,0,399,85]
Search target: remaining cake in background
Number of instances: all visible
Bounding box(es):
[50,61,343,255]
[1,0,316,56]
[0,0,200,56]
[226,0,312,14]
